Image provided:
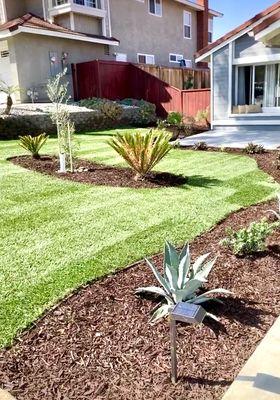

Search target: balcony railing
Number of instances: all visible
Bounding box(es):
[52,0,102,9]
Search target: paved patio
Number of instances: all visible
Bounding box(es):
[180,129,280,150]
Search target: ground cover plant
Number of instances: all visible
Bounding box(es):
[0,128,279,349]
[221,219,279,256]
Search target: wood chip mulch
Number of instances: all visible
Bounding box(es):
[1,151,280,400]
[9,156,188,189]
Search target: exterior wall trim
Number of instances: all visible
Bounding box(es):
[0,26,119,46]
[233,53,280,65]
[213,119,280,126]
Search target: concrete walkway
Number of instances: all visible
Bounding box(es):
[222,316,280,400]
[180,129,280,150]
[0,390,15,400]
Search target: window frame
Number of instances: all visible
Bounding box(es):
[208,18,213,43]
[137,53,155,65]
[148,0,162,17]
[183,10,192,39]
[169,53,184,64]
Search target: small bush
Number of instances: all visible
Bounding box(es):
[220,219,278,256]
[19,133,48,159]
[119,99,157,126]
[166,111,183,126]
[193,141,208,151]
[195,108,210,128]
[108,129,173,180]
[244,142,265,154]
[99,101,123,121]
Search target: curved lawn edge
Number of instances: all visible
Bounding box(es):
[0,138,279,349]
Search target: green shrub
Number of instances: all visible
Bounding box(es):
[99,101,123,121]
[166,111,183,126]
[19,133,48,159]
[108,129,173,181]
[136,241,231,323]
[119,98,157,126]
[193,141,208,151]
[244,142,265,154]
[78,97,105,109]
[220,219,278,256]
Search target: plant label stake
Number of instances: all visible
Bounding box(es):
[170,303,206,384]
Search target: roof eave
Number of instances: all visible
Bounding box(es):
[0,26,119,46]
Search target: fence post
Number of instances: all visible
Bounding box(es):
[71,63,79,101]
[96,60,102,98]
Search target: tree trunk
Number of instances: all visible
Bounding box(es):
[4,95,13,115]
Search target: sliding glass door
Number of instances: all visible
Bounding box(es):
[235,63,280,110]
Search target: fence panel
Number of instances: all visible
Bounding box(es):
[72,60,210,118]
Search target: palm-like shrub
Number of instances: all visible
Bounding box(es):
[0,80,21,115]
[136,242,231,323]
[19,133,48,159]
[108,129,173,180]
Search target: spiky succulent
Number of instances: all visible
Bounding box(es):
[136,242,231,323]
[19,133,49,159]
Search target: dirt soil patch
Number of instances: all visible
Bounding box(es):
[1,150,279,400]
[9,156,188,189]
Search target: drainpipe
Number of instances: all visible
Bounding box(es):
[42,0,47,20]
[196,0,209,68]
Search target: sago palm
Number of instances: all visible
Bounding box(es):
[0,80,21,115]
[19,133,49,159]
[108,129,173,180]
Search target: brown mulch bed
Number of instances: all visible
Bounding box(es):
[9,156,187,189]
[0,201,279,400]
[1,149,279,400]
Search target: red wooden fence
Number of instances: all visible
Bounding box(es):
[72,60,210,118]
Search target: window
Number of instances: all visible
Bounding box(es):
[183,11,191,39]
[0,50,9,58]
[235,63,280,109]
[149,0,162,16]
[137,53,155,65]
[116,53,127,62]
[208,18,213,43]
[169,53,183,63]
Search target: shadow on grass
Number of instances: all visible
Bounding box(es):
[185,175,221,188]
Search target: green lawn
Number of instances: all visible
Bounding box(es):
[0,128,278,348]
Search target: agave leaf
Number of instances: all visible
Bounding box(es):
[191,252,211,278]
[189,296,224,305]
[164,241,179,268]
[192,288,232,304]
[174,279,204,303]
[177,243,191,289]
[194,257,217,282]
[150,303,171,324]
[165,264,178,291]
[205,312,220,322]
[135,286,174,303]
[145,258,172,297]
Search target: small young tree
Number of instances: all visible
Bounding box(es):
[46,69,76,173]
[0,80,21,115]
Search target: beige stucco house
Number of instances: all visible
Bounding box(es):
[0,0,221,102]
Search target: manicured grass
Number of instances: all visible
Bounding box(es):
[0,128,278,348]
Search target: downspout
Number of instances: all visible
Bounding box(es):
[42,0,47,20]
[107,0,112,37]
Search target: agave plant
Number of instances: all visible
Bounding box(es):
[136,242,231,323]
[19,133,49,159]
[108,129,173,181]
[267,193,280,220]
